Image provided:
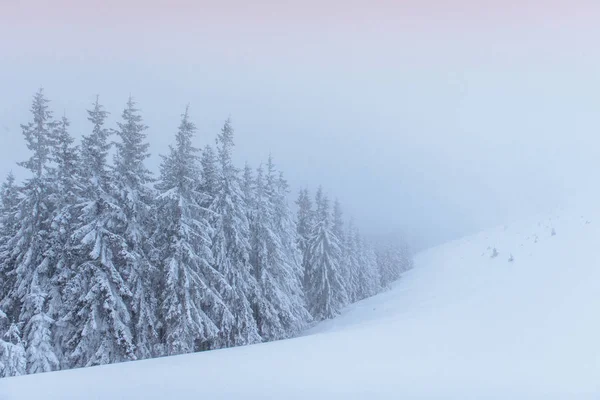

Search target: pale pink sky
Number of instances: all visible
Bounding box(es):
[2,0,599,67]
[1,0,600,247]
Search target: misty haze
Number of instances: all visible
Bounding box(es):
[0,1,599,399]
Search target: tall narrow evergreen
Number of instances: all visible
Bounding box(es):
[249,166,283,338]
[331,199,354,304]
[210,119,260,347]
[153,107,230,355]
[376,239,413,287]
[296,188,314,290]
[305,187,348,320]
[200,145,218,207]
[113,97,158,359]
[0,173,26,378]
[355,232,381,300]
[0,316,26,377]
[332,199,344,240]
[250,161,311,339]
[342,219,361,302]
[242,163,255,212]
[80,96,112,188]
[64,97,136,368]
[266,159,310,335]
[44,115,82,364]
[0,172,20,312]
[6,89,59,374]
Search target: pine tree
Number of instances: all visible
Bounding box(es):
[267,160,311,335]
[112,97,158,359]
[332,199,344,240]
[375,238,411,287]
[209,119,260,347]
[153,107,230,355]
[342,219,361,302]
[0,316,26,377]
[241,163,255,214]
[331,199,355,305]
[63,97,136,368]
[305,187,348,320]
[80,96,112,189]
[399,242,414,272]
[7,89,59,374]
[355,232,381,300]
[0,172,20,314]
[200,145,218,207]
[295,188,314,290]
[250,159,311,339]
[43,115,82,365]
[249,166,284,338]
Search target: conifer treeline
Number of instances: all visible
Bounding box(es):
[0,90,412,377]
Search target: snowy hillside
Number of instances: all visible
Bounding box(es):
[1,205,599,399]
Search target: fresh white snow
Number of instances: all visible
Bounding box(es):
[1,203,599,399]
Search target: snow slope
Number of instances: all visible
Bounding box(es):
[1,205,599,399]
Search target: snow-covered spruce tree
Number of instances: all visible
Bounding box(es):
[295,188,314,290]
[375,238,411,287]
[355,232,381,300]
[1,179,25,379]
[63,97,136,368]
[341,219,361,303]
[249,165,285,339]
[304,187,348,320]
[266,159,311,336]
[112,97,159,359]
[0,172,20,314]
[399,242,414,272]
[332,200,358,305]
[375,244,391,288]
[242,163,255,217]
[0,314,26,377]
[153,107,230,355]
[251,157,311,340]
[6,89,60,374]
[209,119,260,348]
[332,199,344,241]
[199,145,218,208]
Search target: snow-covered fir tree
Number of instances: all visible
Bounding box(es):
[304,187,348,320]
[153,107,230,355]
[253,159,312,338]
[267,159,311,335]
[332,199,344,240]
[242,163,255,213]
[6,89,60,374]
[209,119,260,347]
[42,114,82,365]
[112,97,159,359]
[63,97,136,368]
[341,219,361,303]
[0,172,20,314]
[295,188,314,290]
[249,165,287,339]
[375,238,412,287]
[200,145,218,207]
[0,316,26,377]
[331,200,357,304]
[355,232,381,300]
[0,172,27,378]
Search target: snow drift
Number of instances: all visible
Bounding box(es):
[1,203,599,399]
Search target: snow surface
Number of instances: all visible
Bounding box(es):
[1,204,599,399]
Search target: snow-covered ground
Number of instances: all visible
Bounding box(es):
[1,203,599,399]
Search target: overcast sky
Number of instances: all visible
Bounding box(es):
[1,0,599,249]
